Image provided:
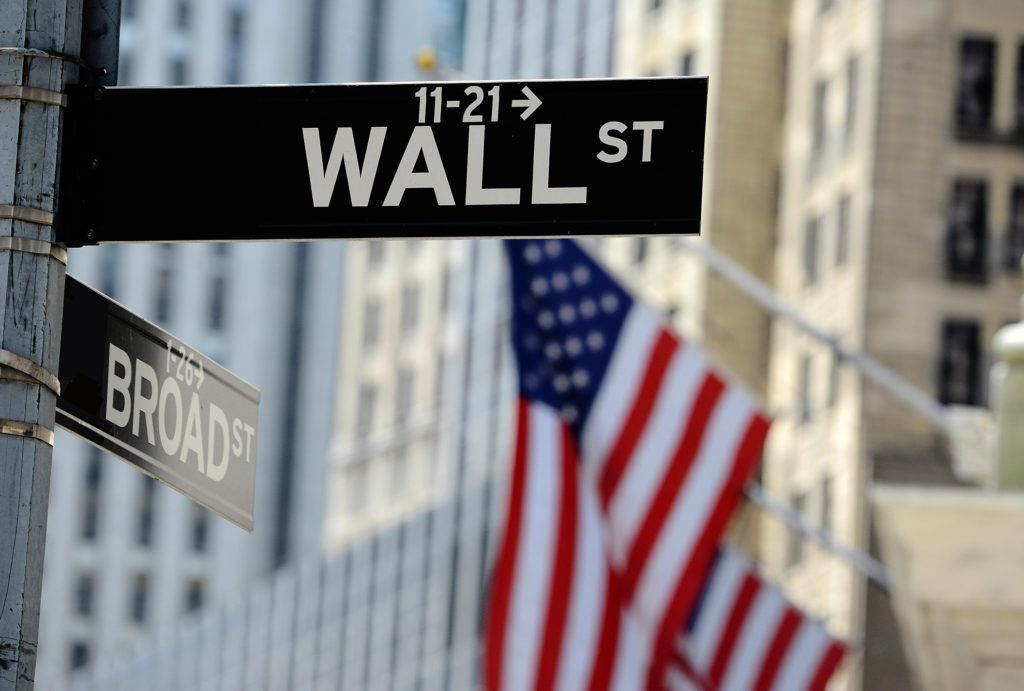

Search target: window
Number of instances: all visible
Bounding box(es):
[100,246,120,298]
[811,79,828,166]
[170,57,187,85]
[679,51,695,76]
[81,450,102,541]
[818,0,836,14]
[946,179,988,282]
[400,282,420,334]
[827,350,840,408]
[803,216,821,286]
[191,506,208,553]
[1006,184,1024,271]
[367,240,386,266]
[440,264,451,316]
[632,238,649,264]
[70,642,90,670]
[395,369,414,426]
[798,354,813,424]
[391,450,408,498]
[1017,43,1024,133]
[363,297,381,349]
[175,0,191,29]
[208,245,230,331]
[153,245,176,323]
[75,574,94,617]
[185,579,205,612]
[356,384,376,437]
[225,2,246,84]
[130,573,149,623]
[836,195,851,266]
[956,38,996,135]
[137,476,157,546]
[844,55,859,146]
[434,352,446,410]
[348,462,368,512]
[650,0,663,10]
[786,492,808,568]
[939,320,981,405]
[123,0,137,20]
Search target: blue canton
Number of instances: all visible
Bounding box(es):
[505,239,633,437]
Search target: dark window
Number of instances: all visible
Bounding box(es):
[679,51,695,76]
[939,320,981,405]
[633,238,649,264]
[786,492,808,568]
[170,57,187,85]
[153,245,176,323]
[396,369,414,426]
[956,38,996,135]
[175,0,190,29]
[137,476,157,546]
[946,179,988,282]
[434,352,446,410]
[798,354,813,424]
[75,574,94,617]
[845,55,859,146]
[819,0,836,14]
[811,79,828,166]
[440,264,451,316]
[1017,43,1024,133]
[836,195,851,266]
[130,573,148,623]
[81,450,102,540]
[822,475,834,535]
[191,506,208,553]
[400,282,420,334]
[186,579,205,612]
[70,642,89,670]
[357,384,376,437]
[208,274,227,331]
[226,4,246,84]
[363,297,381,349]
[367,240,386,266]
[650,0,663,10]
[804,216,821,286]
[123,0,136,20]
[1006,184,1024,271]
[827,350,840,407]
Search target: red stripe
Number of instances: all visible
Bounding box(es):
[587,565,624,691]
[807,642,847,691]
[485,399,531,691]
[533,425,580,690]
[599,330,678,509]
[752,607,803,691]
[708,574,761,685]
[668,648,710,691]
[646,413,771,690]
[621,373,725,600]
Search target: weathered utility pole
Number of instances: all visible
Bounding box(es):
[0,1,83,686]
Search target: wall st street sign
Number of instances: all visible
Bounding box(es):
[56,277,260,530]
[58,77,707,244]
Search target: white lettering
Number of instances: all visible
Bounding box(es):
[179,392,205,473]
[302,127,386,207]
[532,124,587,205]
[597,121,628,163]
[243,423,256,464]
[158,377,183,456]
[206,403,230,482]
[132,358,159,445]
[383,126,455,207]
[465,125,520,205]
[105,344,132,428]
[632,121,664,162]
[232,418,243,457]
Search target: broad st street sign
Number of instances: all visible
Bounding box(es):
[56,277,260,530]
[57,77,707,245]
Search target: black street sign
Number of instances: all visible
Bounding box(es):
[58,77,707,245]
[56,277,260,530]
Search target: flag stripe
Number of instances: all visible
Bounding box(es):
[598,329,678,508]
[622,372,725,600]
[485,399,531,691]
[709,574,760,686]
[587,565,622,691]
[534,426,580,690]
[808,642,847,691]
[753,608,803,691]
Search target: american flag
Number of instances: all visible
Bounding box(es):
[487,239,773,690]
[668,548,847,691]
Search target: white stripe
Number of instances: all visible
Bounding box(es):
[665,666,701,691]
[554,480,607,691]
[580,304,661,478]
[633,389,755,633]
[610,607,650,691]
[771,622,832,691]
[682,548,750,674]
[501,404,563,691]
[720,587,787,691]
[606,345,707,565]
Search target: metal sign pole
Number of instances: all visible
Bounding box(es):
[0,0,84,685]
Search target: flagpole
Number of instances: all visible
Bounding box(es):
[675,238,951,434]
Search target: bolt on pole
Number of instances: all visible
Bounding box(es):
[0,0,84,686]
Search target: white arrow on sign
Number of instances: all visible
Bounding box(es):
[512,86,542,120]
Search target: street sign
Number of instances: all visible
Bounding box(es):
[56,277,260,530]
[58,77,707,245]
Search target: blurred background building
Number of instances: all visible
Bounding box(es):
[48,0,1024,689]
